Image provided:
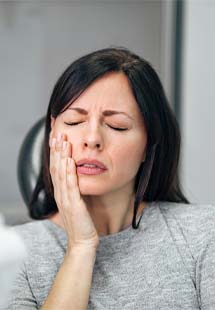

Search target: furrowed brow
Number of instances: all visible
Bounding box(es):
[67,107,133,120]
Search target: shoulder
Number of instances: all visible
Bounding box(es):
[11,220,48,242]
[10,220,66,252]
[9,220,67,274]
[158,201,215,230]
[158,201,215,255]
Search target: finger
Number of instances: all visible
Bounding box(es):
[49,137,57,186]
[55,132,68,176]
[50,137,62,207]
[49,131,54,148]
[58,140,71,210]
[66,156,82,212]
[50,133,65,205]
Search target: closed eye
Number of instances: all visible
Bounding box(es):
[64,122,128,131]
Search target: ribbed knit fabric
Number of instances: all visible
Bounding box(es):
[3,201,215,309]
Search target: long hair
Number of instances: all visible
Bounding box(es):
[29,47,189,228]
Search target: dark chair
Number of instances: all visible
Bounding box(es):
[17,117,45,213]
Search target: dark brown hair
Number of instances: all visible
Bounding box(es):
[29,47,189,228]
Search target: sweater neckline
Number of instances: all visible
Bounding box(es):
[44,201,156,244]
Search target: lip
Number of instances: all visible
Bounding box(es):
[75,158,107,170]
[77,166,107,175]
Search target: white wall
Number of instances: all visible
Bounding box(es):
[181,0,215,204]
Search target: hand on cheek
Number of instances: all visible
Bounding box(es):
[49,131,99,251]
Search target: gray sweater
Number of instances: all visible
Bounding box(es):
[3,201,215,309]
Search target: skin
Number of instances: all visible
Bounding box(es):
[49,71,148,236]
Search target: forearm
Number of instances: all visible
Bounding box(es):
[41,247,97,310]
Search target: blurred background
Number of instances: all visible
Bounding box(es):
[0,0,214,226]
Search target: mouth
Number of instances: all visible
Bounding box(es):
[76,159,107,170]
[76,165,107,175]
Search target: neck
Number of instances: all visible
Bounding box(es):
[49,194,146,237]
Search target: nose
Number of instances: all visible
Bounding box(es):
[82,125,103,151]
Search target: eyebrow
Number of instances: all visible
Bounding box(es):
[67,107,134,120]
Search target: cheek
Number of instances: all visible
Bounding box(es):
[51,120,65,136]
[66,133,81,149]
[111,140,144,176]
[112,133,146,163]
[52,122,77,142]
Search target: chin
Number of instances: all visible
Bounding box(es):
[78,180,109,196]
[79,188,106,196]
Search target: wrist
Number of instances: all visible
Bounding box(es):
[66,244,98,258]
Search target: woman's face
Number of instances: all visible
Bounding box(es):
[50,72,147,196]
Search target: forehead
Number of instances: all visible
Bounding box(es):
[65,72,141,118]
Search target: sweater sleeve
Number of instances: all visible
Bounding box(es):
[3,261,38,310]
[196,233,215,310]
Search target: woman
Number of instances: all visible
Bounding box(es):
[5,47,215,309]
